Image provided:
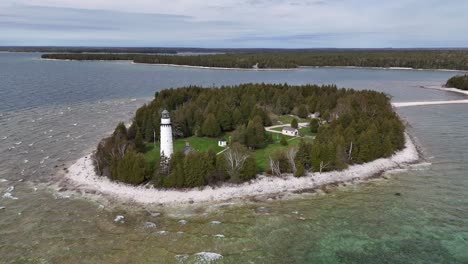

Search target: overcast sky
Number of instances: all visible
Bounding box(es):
[1,0,467,48]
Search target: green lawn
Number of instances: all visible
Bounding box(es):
[271,126,285,131]
[144,133,313,173]
[267,131,295,141]
[299,127,316,137]
[276,115,310,124]
[144,136,224,168]
[253,137,312,172]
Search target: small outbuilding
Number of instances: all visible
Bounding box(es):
[183,141,196,155]
[308,112,321,119]
[218,138,227,147]
[282,127,299,137]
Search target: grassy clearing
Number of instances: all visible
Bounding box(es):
[144,133,313,173]
[299,127,316,137]
[276,115,310,125]
[267,131,295,141]
[271,126,285,131]
[253,137,313,172]
[144,136,223,168]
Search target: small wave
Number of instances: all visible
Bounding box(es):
[1,136,7,140]
[5,186,14,192]
[409,162,432,168]
[40,156,50,164]
[2,192,18,200]
[210,220,221,225]
[385,168,409,175]
[14,141,22,145]
[213,234,225,238]
[23,160,28,163]
[408,162,432,171]
[178,219,187,225]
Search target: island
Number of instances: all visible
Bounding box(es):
[42,49,468,70]
[446,74,468,90]
[90,83,406,190]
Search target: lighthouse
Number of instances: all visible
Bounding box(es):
[160,109,174,159]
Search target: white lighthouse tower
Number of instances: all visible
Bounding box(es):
[160,109,174,159]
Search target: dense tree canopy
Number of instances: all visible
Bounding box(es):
[93,83,405,188]
[446,75,468,90]
[43,50,468,70]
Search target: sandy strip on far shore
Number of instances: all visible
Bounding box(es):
[40,58,468,73]
[392,99,468,107]
[64,133,419,206]
[391,86,468,108]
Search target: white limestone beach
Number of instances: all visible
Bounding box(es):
[64,134,419,206]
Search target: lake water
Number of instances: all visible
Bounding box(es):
[0,53,467,263]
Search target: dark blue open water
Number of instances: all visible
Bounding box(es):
[0,53,466,263]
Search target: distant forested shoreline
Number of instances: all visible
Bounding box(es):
[446,75,468,90]
[42,50,468,70]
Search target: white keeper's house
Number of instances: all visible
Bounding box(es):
[282,127,298,136]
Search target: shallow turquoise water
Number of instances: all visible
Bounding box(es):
[0,53,467,263]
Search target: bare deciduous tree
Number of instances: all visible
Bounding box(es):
[269,155,282,177]
[319,161,330,173]
[348,141,353,161]
[286,147,298,174]
[224,147,249,178]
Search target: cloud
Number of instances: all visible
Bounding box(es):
[1,0,467,47]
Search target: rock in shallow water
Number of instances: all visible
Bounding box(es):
[195,252,223,263]
[114,215,125,223]
[143,222,156,229]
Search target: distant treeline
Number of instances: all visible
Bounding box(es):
[3,47,176,54]
[446,75,468,90]
[93,84,405,188]
[42,50,468,70]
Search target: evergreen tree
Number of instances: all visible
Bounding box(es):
[297,105,308,118]
[239,156,257,182]
[113,122,128,141]
[217,111,233,131]
[134,130,146,153]
[294,162,305,177]
[295,140,312,170]
[309,119,319,133]
[245,116,268,149]
[291,118,299,129]
[184,153,206,187]
[201,113,221,137]
[115,150,148,185]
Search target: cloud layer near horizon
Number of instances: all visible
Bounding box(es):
[1,0,467,48]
